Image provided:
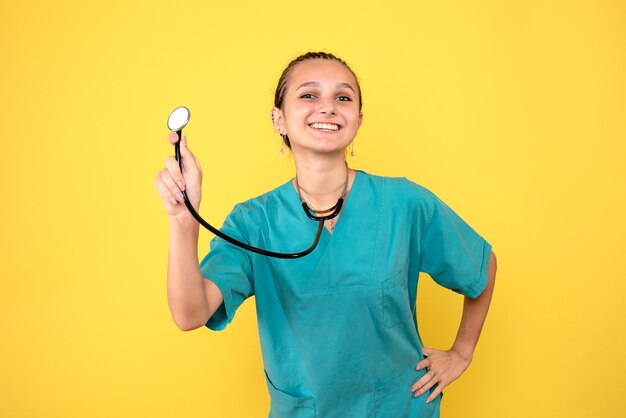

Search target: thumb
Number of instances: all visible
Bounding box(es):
[422,347,434,357]
[179,135,194,159]
[179,135,202,175]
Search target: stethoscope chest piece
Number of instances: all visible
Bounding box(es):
[167,106,190,132]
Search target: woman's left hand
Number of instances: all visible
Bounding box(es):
[411,347,472,403]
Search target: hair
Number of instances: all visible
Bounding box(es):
[273,51,363,149]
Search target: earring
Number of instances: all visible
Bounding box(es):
[280,133,286,155]
[350,141,355,157]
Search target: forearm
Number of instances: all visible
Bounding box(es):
[166,218,210,330]
[451,251,497,361]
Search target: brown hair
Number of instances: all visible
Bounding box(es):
[274,52,363,148]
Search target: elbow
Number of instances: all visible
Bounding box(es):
[175,319,206,332]
[172,313,209,332]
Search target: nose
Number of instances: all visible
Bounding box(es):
[317,96,337,116]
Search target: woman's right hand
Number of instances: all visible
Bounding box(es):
[154,132,203,222]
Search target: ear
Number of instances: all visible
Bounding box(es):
[271,107,286,135]
[358,112,363,128]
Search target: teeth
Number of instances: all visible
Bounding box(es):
[310,123,339,131]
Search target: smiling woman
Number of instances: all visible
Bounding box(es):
[272,61,362,165]
[154,51,497,418]
[272,52,363,151]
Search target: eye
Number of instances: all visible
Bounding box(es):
[337,96,352,102]
[300,93,315,99]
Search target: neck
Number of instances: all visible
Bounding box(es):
[292,153,352,208]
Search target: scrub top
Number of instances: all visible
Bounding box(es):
[199,170,492,418]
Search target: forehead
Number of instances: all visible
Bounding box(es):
[287,59,357,90]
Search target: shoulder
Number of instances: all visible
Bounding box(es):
[217,182,291,239]
[229,180,291,219]
[358,170,439,206]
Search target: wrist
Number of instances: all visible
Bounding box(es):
[169,213,200,232]
[450,344,474,363]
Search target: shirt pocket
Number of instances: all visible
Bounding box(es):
[381,265,411,328]
[264,370,317,418]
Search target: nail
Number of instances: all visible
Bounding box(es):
[176,193,183,202]
[177,181,185,191]
[169,196,177,205]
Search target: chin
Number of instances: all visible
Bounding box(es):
[292,145,346,157]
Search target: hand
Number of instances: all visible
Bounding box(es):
[154,132,203,221]
[411,347,472,403]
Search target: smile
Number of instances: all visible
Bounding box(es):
[309,122,341,131]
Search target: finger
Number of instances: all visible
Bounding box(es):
[413,377,438,398]
[411,369,436,392]
[416,359,430,371]
[160,167,184,203]
[164,156,186,191]
[426,381,445,403]
[167,131,180,145]
[422,347,434,357]
[154,170,180,206]
[413,373,439,398]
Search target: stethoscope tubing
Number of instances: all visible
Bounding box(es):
[174,131,338,259]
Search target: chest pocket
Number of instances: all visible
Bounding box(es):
[382,265,412,328]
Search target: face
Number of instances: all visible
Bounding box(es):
[272,59,363,156]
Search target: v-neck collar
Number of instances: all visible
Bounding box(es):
[284,169,364,238]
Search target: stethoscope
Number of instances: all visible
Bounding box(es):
[167,106,344,259]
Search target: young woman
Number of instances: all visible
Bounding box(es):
[155,51,497,418]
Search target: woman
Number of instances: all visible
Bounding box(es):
[155,51,497,418]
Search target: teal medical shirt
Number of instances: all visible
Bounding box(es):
[200,170,492,418]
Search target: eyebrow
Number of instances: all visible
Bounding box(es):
[296,81,356,93]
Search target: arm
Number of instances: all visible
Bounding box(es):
[155,133,224,331]
[451,250,497,360]
[412,250,497,402]
[167,219,224,331]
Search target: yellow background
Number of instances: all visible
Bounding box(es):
[1,0,624,417]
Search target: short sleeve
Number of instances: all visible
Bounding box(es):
[419,191,492,299]
[200,205,254,331]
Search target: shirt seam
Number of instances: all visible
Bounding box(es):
[368,176,385,282]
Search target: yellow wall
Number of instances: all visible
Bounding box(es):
[1,1,624,416]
